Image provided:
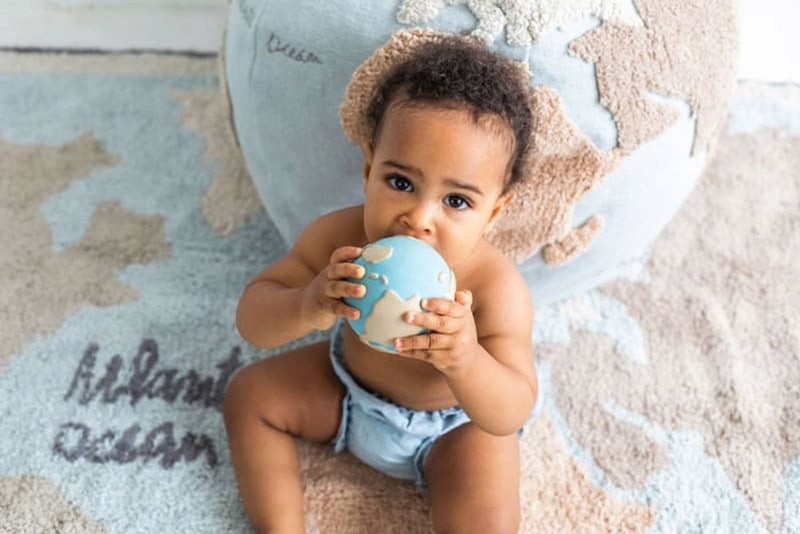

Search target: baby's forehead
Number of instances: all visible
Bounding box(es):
[379,100,515,152]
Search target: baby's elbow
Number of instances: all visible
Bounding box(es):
[520,359,538,409]
[528,373,539,412]
[484,409,533,437]
[501,379,538,437]
[483,421,525,438]
[488,426,522,438]
[235,301,271,349]
[234,303,254,344]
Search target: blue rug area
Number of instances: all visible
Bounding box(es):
[1,53,798,534]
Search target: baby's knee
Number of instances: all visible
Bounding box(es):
[222,367,253,424]
[223,366,272,422]
[222,363,299,434]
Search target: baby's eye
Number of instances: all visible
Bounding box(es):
[444,194,470,210]
[387,174,413,192]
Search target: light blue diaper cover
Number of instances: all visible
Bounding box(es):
[329,320,541,487]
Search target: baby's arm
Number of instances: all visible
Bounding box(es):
[396,271,537,436]
[236,212,366,348]
[444,285,537,435]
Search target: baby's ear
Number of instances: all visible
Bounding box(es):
[488,190,513,226]
[361,141,374,187]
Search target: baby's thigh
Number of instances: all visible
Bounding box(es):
[223,341,345,442]
[425,423,521,534]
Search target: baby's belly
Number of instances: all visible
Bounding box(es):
[342,325,458,411]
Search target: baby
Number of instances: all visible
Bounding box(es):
[224,35,539,534]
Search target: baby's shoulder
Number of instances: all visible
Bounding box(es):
[307,205,364,237]
[470,242,524,289]
[292,205,365,267]
[469,243,532,326]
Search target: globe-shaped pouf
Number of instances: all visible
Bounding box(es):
[222,0,738,304]
[343,236,455,354]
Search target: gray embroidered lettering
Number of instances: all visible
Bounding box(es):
[57,340,242,469]
[265,32,322,65]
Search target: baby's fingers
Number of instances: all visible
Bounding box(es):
[404,310,458,334]
[324,297,360,320]
[455,290,473,309]
[328,261,365,281]
[325,280,365,300]
[421,297,466,318]
[330,246,363,265]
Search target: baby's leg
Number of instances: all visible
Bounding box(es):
[223,341,344,534]
[424,423,521,534]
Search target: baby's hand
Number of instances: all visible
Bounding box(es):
[394,290,479,375]
[300,246,366,331]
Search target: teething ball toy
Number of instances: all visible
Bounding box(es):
[222,0,738,304]
[343,236,455,353]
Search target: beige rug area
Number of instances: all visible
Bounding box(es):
[0,52,797,534]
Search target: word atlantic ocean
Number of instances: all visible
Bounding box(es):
[53,339,243,469]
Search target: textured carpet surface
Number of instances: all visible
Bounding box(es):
[0,52,798,534]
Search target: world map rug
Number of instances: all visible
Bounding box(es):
[0,52,798,534]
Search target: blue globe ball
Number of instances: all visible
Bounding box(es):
[344,236,455,353]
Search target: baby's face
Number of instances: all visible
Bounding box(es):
[361,104,513,270]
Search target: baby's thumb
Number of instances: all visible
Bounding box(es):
[456,289,473,309]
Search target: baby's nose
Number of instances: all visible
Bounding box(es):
[401,203,435,235]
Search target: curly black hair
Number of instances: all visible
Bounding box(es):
[367,36,533,189]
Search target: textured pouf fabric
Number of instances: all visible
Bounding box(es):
[223,0,737,304]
